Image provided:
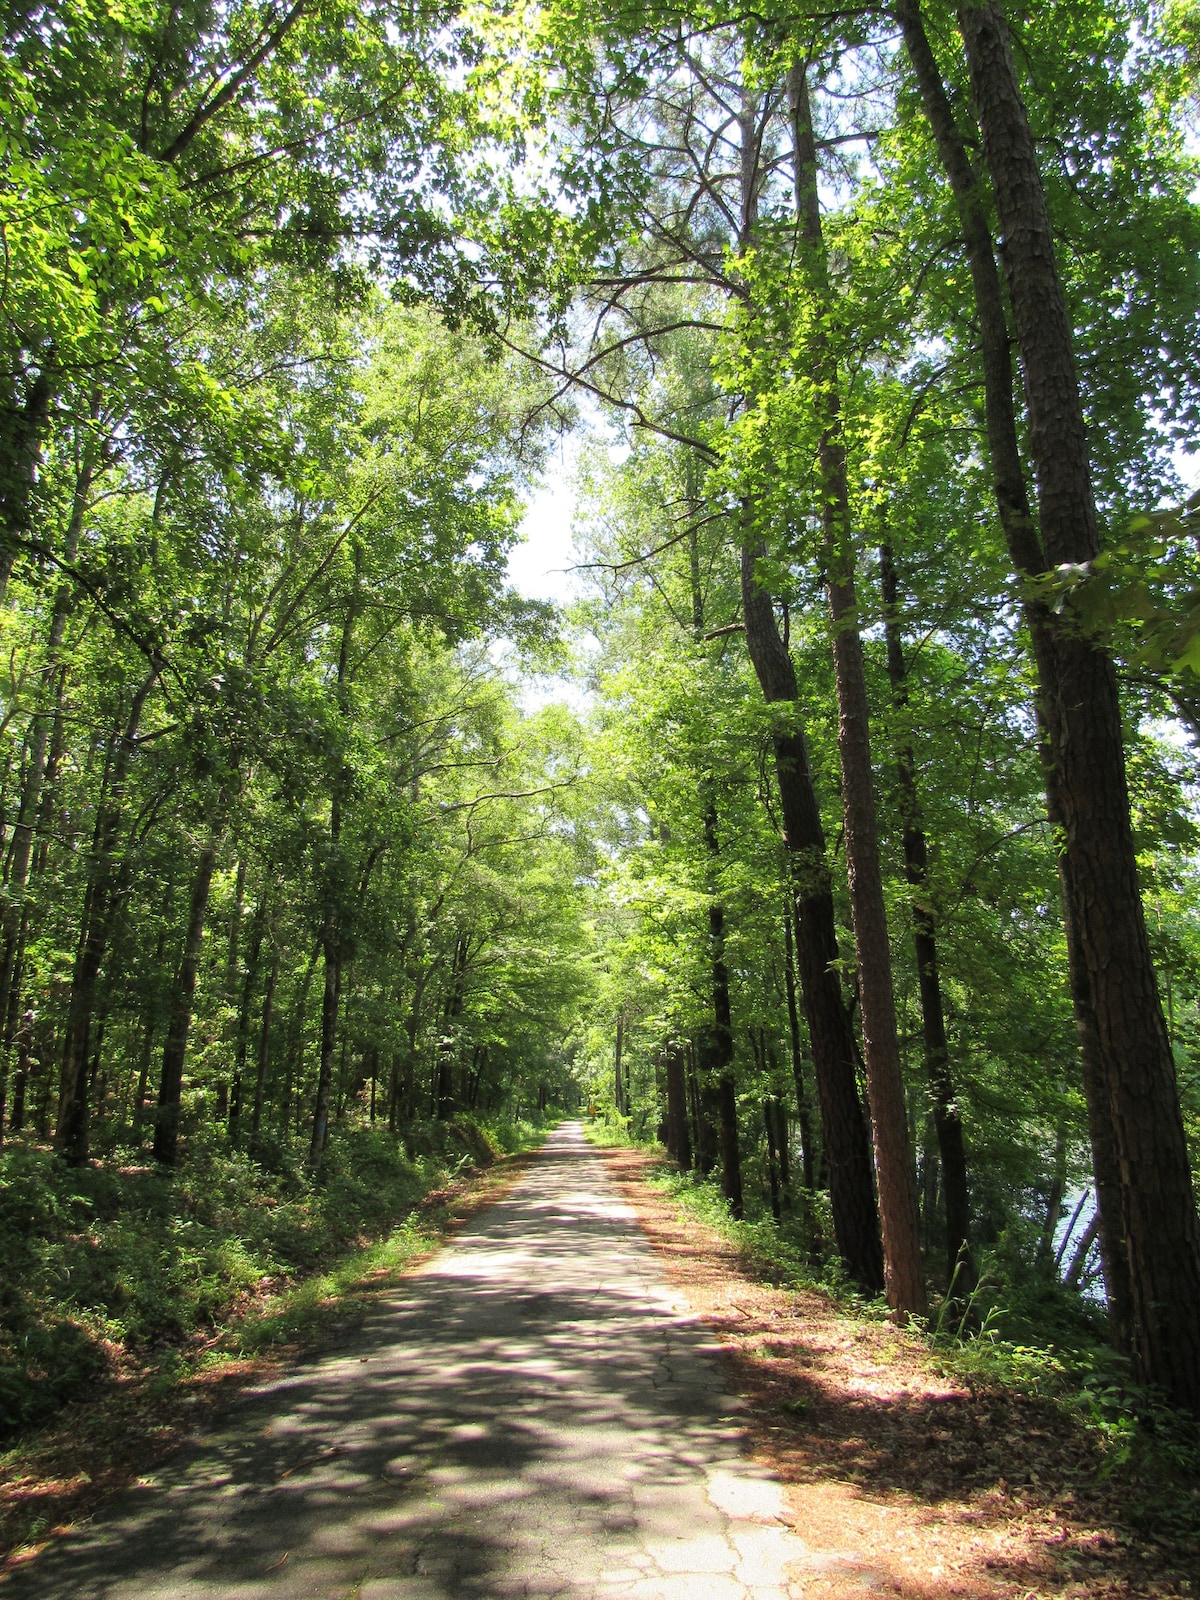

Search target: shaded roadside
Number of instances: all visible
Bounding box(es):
[0,1144,542,1572]
[602,1145,1198,1600]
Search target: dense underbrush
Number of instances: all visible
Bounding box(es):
[0,1113,545,1442]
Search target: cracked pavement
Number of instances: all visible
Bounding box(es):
[3,1121,881,1598]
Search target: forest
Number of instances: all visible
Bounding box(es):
[2,0,1200,1472]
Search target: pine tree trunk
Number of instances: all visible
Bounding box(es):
[897,0,1133,1349]
[788,61,924,1318]
[152,838,218,1166]
[958,0,1200,1412]
[741,541,883,1291]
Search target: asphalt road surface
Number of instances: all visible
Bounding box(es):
[4,1121,876,1599]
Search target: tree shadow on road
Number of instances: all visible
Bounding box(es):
[1,1136,747,1599]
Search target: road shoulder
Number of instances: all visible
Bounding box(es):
[601,1143,1195,1600]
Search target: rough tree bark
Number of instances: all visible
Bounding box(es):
[788,62,925,1315]
[895,0,1134,1352]
[741,543,884,1291]
[955,0,1200,1409]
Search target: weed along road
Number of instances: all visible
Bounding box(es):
[4,1122,881,1599]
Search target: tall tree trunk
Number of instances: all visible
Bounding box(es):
[733,47,878,1292]
[1054,783,1134,1349]
[897,0,1133,1350]
[0,366,53,599]
[764,1098,782,1222]
[741,545,883,1290]
[690,1036,719,1175]
[700,806,743,1219]
[614,1011,625,1115]
[56,668,158,1163]
[33,665,68,880]
[781,909,817,1189]
[308,556,359,1164]
[879,543,975,1293]
[0,460,92,1035]
[433,935,467,1122]
[132,1019,155,1144]
[229,890,266,1144]
[716,1058,742,1220]
[0,911,28,1143]
[6,1004,32,1135]
[223,859,247,1128]
[152,837,219,1166]
[665,1040,692,1171]
[308,908,342,1160]
[769,1090,792,1204]
[689,515,743,1213]
[957,0,1200,1410]
[285,940,319,1138]
[132,917,167,1144]
[788,62,924,1317]
[249,952,278,1156]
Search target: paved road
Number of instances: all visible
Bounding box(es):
[6,1122,868,1599]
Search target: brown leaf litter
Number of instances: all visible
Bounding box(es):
[601,1144,1198,1600]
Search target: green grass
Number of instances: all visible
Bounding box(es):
[580,1111,658,1149]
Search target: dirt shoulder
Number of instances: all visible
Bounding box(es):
[601,1145,1197,1600]
[0,1146,540,1573]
